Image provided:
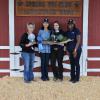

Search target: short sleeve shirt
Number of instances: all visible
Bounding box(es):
[65,28,81,52]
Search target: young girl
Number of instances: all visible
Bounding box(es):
[37,18,51,81]
[50,21,64,81]
[65,19,82,83]
[19,23,36,83]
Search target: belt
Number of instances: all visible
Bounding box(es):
[54,48,58,51]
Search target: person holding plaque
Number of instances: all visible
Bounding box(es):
[50,21,65,81]
[37,18,51,81]
[65,19,82,83]
[19,23,36,83]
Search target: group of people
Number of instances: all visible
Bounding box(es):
[19,18,82,84]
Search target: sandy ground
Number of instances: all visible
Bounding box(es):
[0,76,100,100]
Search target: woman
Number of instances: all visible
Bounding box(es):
[37,18,51,81]
[50,21,64,81]
[19,23,36,83]
[65,19,82,83]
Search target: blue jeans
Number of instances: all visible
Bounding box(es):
[40,53,50,80]
[21,52,35,81]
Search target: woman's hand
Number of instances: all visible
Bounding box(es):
[25,41,36,47]
[43,41,48,44]
[73,49,77,58]
[32,41,36,45]
[25,43,32,47]
[59,43,64,46]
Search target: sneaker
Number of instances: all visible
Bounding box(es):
[41,78,47,81]
[72,79,79,83]
[69,79,74,82]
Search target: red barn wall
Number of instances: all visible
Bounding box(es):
[88,0,100,76]
[0,0,10,76]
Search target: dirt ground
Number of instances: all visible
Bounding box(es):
[0,76,100,100]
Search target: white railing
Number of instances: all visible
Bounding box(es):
[87,46,100,72]
[0,46,10,73]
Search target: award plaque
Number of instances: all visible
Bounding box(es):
[42,39,73,45]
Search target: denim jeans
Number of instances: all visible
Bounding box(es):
[40,53,50,80]
[21,52,35,81]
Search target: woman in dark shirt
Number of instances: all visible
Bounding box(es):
[65,19,82,83]
[19,23,36,83]
[50,21,64,81]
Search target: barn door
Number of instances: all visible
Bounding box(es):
[86,0,100,76]
[9,0,84,77]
